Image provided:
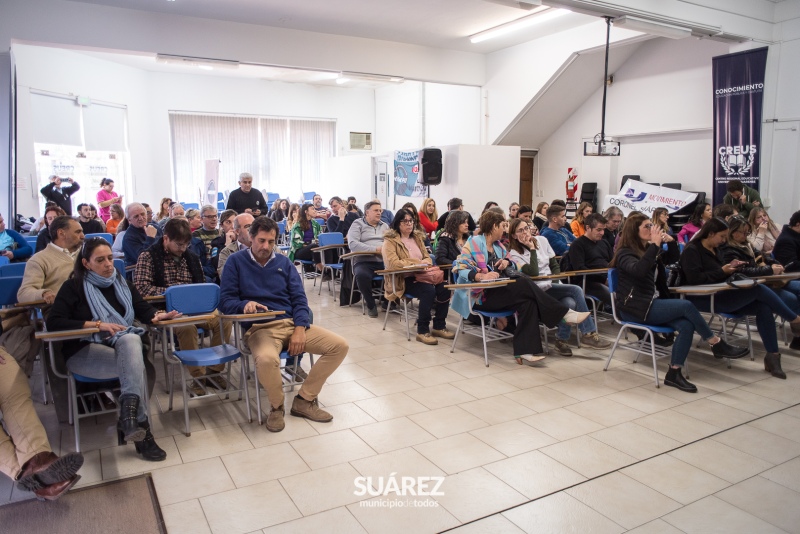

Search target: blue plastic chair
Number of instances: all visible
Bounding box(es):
[183,202,200,210]
[0,263,26,278]
[85,233,114,245]
[316,232,345,299]
[0,276,22,307]
[161,283,249,435]
[114,259,125,277]
[0,256,8,266]
[303,192,317,203]
[25,235,38,248]
[603,268,677,387]
[266,192,280,205]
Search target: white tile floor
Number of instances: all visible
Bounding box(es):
[3,281,800,534]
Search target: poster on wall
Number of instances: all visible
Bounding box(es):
[393,150,427,198]
[712,47,768,204]
[601,180,697,217]
[204,159,220,207]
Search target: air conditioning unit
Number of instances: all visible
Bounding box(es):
[350,132,373,150]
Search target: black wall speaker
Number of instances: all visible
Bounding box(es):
[420,148,442,185]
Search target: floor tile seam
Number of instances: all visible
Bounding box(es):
[436,399,800,533]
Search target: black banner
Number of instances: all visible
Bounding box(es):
[712,47,768,204]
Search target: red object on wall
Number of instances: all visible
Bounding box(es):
[566,168,579,201]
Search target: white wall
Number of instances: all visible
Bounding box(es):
[424,83,481,147]
[375,83,423,155]
[536,36,730,207]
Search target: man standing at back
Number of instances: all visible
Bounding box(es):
[40,175,80,215]
[347,201,389,318]
[134,219,231,395]
[77,203,104,235]
[219,216,348,432]
[540,204,576,256]
[226,173,266,217]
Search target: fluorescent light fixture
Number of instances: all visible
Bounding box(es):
[340,72,405,84]
[336,77,349,85]
[470,8,569,44]
[155,53,239,70]
[613,16,691,39]
[482,0,542,10]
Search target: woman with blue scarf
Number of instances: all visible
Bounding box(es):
[47,237,180,461]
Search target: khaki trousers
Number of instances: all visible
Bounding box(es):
[245,319,348,409]
[0,347,51,480]
[174,310,232,378]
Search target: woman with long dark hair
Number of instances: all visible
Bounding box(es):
[611,213,748,392]
[289,203,322,270]
[678,216,800,378]
[677,202,711,244]
[533,202,549,231]
[35,205,66,252]
[269,198,289,222]
[436,210,470,265]
[46,237,180,460]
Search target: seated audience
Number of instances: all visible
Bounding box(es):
[678,217,800,378]
[651,207,680,264]
[570,201,593,238]
[713,203,738,222]
[134,219,231,395]
[773,209,800,272]
[19,216,84,306]
[88,204,106,232]
[347,196,364,217]
[437,198,476,234]
[418,197,439,238]
[508,202,520,219]
[219,216,348,432]
[310,194,331,221]
[721,215,800,352]
[567,213,613,306]
[326,196,358,237]
[155,197,172,223]
[218,213,254,279]
[47,237,178,461]
[677,202,711,244]
[284,203,301,234]
[29,202,57,235]
[208,209,237,274]
[723,178,761,218]
[436,210,470,266]
[517,205,534,224]
[269,199,289,222]
[611,213,748,392]
[382,209,453,345]
[748,207,780,257]
[105,204,125,235]
[348,201,390,318]
[40,175,79,215]
[508,218,610,356]
[77,203,105,235]
[226,172,266,217]
[192,205,221,260]
[380,207,394,226]
[533,202,549,231]
[185,209,202,232]
[602,206,623,253]
[540,204,576,255]
[122,203,162,267]
[0,341,83,500]
[158,202,185,230]
[289,203,322,272]
[0,213,32,262]
[452,210,590,365]
[401,202,424,236]
[35,205,66,253]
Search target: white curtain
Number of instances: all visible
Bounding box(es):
[289,119,336,200]
[261,118,291,200]
[170,113,260,203]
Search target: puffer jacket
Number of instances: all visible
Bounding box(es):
[613,244,671,323]
[719,243,773,277]
[381,229,432,301]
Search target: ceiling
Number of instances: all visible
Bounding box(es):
[495,36,647,147]
[68,0,598,53]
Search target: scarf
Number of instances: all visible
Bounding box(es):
[0,231,14,251]
[83,270,144,346]
[452,235,508,305]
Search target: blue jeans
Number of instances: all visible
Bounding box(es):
[689,285,796,354]
[776,280,800,315]
[404,278,450,334]
[66,334,148,422]
[546,283,595,340]
[621,298,713,367]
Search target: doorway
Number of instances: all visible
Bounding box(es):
[520,156,534,207]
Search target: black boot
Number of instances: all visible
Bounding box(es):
[764,353,787,379]
[790,336,800,351]
[664,367,697,393]
[134,421,167,462]
[710,339,749,359]
[117,394,146,443]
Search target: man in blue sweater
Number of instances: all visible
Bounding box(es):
[540,204,575,256]
[220,216,348,432]
[122,203,162,266]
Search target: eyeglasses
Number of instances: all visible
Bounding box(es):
[400,219,415,224]
[203,214,218,219]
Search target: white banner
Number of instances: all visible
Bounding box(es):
[204,159,220,207]
[601,180,697,217]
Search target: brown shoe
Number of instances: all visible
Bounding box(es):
[416,333,438,345]
[290,395,333,422]
[581,332,612,349]
[431,328,455,340]
[17,451,84,492]
[34,475,81,501]
[266,405,285,433]
[205,372,229,391]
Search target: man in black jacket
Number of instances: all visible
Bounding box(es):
[326,196,358,237]
[773,210,800,272]
[40,175,80,215]
[567,213,612,306]
[76,203,104,235]
[437,198,476,233]
[226,172,266,217]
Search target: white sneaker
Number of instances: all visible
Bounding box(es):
[563,309,591,325]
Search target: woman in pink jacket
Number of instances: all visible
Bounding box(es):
[677,202,711,245]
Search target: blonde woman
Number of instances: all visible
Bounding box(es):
[419,198,439,237]
[570,202,593,238]
[155,198,172,222]
[748,207,780,256]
